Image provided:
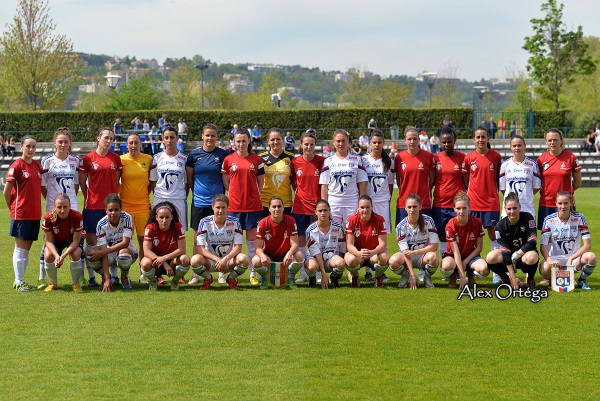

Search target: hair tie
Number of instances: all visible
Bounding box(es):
[157,205,173,214]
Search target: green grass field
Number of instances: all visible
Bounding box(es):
[1,190,600,400]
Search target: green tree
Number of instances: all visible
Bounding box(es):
[522,0,596,110]
[168,61,200,109]
[0,0,80,110]
[105,73,162,111]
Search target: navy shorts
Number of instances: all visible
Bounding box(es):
[432,207,455,241]
[469,210,499,228]
[442,253,482,274]
[227,211,263,231]
[396,208,433,226]
[10,220,40,241]
[82,209,106,234]
[190,205,214,232]
[51,239,85,255]
[292,214,313,236]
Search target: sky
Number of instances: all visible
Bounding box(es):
[0,0,599,81]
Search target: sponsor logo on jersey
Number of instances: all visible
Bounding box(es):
[418,162,424,170]
[560,162,566,170]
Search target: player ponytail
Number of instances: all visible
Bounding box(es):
[371,130,391,173]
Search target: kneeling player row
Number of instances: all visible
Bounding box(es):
[39,190,596,292]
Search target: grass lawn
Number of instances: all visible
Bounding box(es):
[1,189,600,400]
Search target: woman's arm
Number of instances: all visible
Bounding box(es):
[3,181,14,208]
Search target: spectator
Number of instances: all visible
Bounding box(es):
[158,114,168,132]
[284,131,296,153]
[585,129,596,153]
[510,120,517,137]
[176,137,185,154]
[114,118,122,136]
[251,125,263,146]
[306,126,317,137]
[351,139,361,154]
[131,116,142,130]
[142,119,150,131]
[0,135,6,156]
[359,131,370,153]
[429,132,440,154]
[368,119,378,134]
[323,142,333,157]
[419,130,430,152]
[177,119,188,136]
[489,118,497,139]
[498,118,506,139]
[389,141,398,158]
[6,136,15,156]
[147,125,160,154]
[443,114,453,128]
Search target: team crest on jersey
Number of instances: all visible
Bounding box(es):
[265,233,272,241]
[469,233,475,241]
[153,239,160,246]
[250,164,255,171]
[418,162,424,170]
[470,162,477,171]
[371,229,378,236]
[521,226,525,232]
[543,162,549,170]
[161,172,179,190]
[56,177,74,194]
[560,162,566,170]
[335,174,353,193]
[454,164,461,171]
[53,227,59,234]
[314,170,319,176]
[230,163,238,172]
[369,176,385,194]
[297,169,303,176]
[110,163,115,170]
[354,229,361,237]
[401,162,406,171]
[213,244,229,256]
[489,164,494,171]
[92,162,99,170]
[22,171,29,178]
[436,163,442,171]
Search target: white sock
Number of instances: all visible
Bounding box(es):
[374,263,388,277]
[440,268,454,278]
[39,246,46,280]
[84,244,98,280]
[142,268,156,281]
[228,264,247,279]
[44,262,58,285]
[288,261,303,278]
[70,259,84,284]
[13,248,28,284]
[247,240,256,277]
[174,265,190,280]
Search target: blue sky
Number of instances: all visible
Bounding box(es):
[1,0,598,80]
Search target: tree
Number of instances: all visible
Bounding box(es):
[522,0,596,110]
[167,61,200,109]
[0,0,80,110]
[105,72,162,111]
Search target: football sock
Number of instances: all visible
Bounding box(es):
[374,263,388,277]
[523,262,538,281]
[44,262,58,285]
[117,254,133,277]
[192,266,211,279]
[440,267,454,278]
[424,263,438,276]
[330,267,344,278]
[174,265,190,280]
[247,240,256,277]
[142,267,156,281]
[228,264,247,279]
[13,247,29,285]
[254,265,268,278]
[39,246,46,280]
[70,259,84,284]
[390,264,406,276]
[347,265,361,276]
[580,264,596,280]
[288,261,303,278]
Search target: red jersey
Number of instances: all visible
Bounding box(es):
[144,221,186,256]
[345,212,386,250]
[462,149,502,212]
[537,150,581,207]
[5,158,42,220]
[433,151,466,208]
[394,150,435,209]
[42,209,83,243]
[291,154,325,215]
[445,215,485,259]
[256,214,298,260]
[221,152,265,212]
[80,151,122,210]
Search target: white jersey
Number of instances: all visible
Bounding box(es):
[96,211,137,253]
[306,221,347,261]
[541,212,590,258]
[41,153,80,211]
[396,215,439,251]
[319,153,367,207]
[362,154,394,204]
[196,215,243,258]
[499,157,541,218]
[149,151,188,199]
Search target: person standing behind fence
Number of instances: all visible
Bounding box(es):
[536,128,581,230]
[4,135,42,292]
[38,128,81,288]
[79,128,122,287]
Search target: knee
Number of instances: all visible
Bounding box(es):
[388,253,403,269]
[522,251,539,265]
[426,252,439,266]
[179,254,190,267]
[238,253,249,266]
[190,254,204,267]
[378,252,389,265]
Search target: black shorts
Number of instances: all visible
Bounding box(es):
[190,205,214,232]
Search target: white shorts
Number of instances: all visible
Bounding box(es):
[107,242,139,267]
[546,255,581,269]
[406,254,425,270]
[154,198,188,231]
[305,255,333,273]
[206,258,234,272]
[372,200,392,234]
[330,205,356,227]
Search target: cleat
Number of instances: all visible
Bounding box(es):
[121,277,132,291]
[171,277,180,291]
[44,283,58,292]
[315,271,322,284]
[110,276,120,286]
[526,278,536,289]
[148,280,157,291]
[88,277,99,287]
[374,277,383,288]
[442,276,449,282]
[330,274,340,288]
[539,278,550,286]
[260,277,269,289]
[139,274,149,284]
[187,275,200,285]
[467,273,476,287]
[250,276,260,286]
[288,277,296,289]
[156,276,167,285]
[16,282,33,292]
[347,271,353,282]
[72,283,82,292]
[179,277,185,284]
[226,277,239,290]
[382,273,390,283]
[448,273,457,288]
[80,277,89,286]
[200,276,213,290]
[398,271,410,288]
[417,269,424,282]
[423,273,435,288]
[492,273,501,285]
[36,279,48,289]
[218,272,226,284]
[308,275,317,287]
[578,278,591,291]
[295,270,308,283]
[351,275,360,288]
[364,271,374,282]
